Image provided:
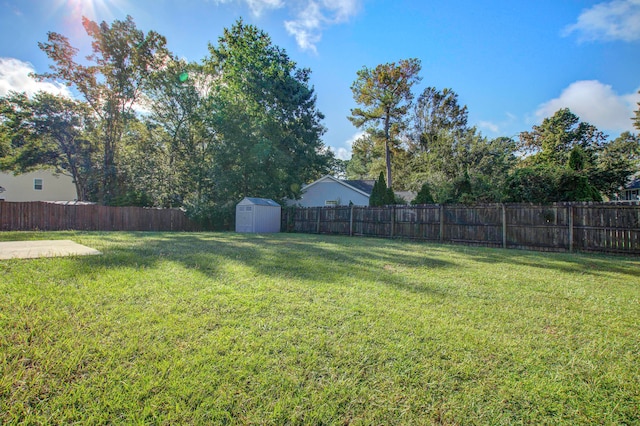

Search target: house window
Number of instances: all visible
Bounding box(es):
[325,200,337,206]
[34,178,43,190]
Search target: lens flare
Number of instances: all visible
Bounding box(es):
[55,0,127,22]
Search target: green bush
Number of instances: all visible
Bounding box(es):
[412,182,435,204]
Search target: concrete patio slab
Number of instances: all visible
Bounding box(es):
[0,240,102,260]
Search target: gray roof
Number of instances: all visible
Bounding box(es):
[627,178,640,190]
[394,191,416,204]
[242,197,280,207]
[343,180,375,195]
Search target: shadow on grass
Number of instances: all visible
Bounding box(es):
[10,231,637,292]
[453,244,640,280]
[68,232,455,296]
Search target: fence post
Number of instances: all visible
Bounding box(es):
[316,207,321,234]
[390,205,395,238]
[568,204,574,253]
[439,204,444,243]
[349,206,354,236]
[502,203,507,249]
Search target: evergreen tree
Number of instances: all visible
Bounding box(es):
[369,171,386,206]
[634,90,640,131]
[384,186,396,205]
[349,58,421,189]
[412,182,435,204]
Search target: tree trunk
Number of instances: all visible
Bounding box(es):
[383,114,392,189]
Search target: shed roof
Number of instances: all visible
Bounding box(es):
[240,197,281,207]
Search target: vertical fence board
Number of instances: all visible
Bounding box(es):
[285,202,640,255]
[0,202,198,232]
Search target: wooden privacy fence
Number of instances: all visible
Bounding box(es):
[0,202,198,232]
[282,203,640,255]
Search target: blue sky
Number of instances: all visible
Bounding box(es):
[1,0,639,160]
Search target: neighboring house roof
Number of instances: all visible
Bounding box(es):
[395,191,416,204]
[626,178,640,190]
[343,179,375,195]
[302,175,372,198]
[44,200,96,205]
[241,197,280,207]
[300,175,413,205]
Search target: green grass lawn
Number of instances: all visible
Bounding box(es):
[1,231,639,424]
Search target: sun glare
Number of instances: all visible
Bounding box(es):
[54,0,126,22]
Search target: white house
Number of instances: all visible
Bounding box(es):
[621,178,640,201]
[0,170,77,202]
[292,175,374,207]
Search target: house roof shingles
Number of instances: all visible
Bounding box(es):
[343,180,375,195]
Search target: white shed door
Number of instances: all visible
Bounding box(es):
[237,206,253,232]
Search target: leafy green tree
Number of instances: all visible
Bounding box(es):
[505,166,559,203]
[413,87,468,152]
[557,170,602,202]
[36,15,170,204]
[410,128,517,202]
[145,59,214,206]
[0,91,97,200]
[329,158,348,179]
[518,109,638,201]
[349,58,421,189]
[592,132,640,198]
[411,182,435,204]
[567,145,588,171]
[344,127,413,189]
[634,90,640,131]
[344,147,372,180]
[406,86,518,202]
[519,108,605,167]
[205,20,332,210]
[113,119,177,207]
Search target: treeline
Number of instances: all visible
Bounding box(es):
[1,20,639,225]
[345,59,640,206]
[0,17,333,227]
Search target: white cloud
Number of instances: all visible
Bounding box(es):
[331,130,364,160]
[334,147,351,160]
[477,113,519,136]
[284,0,361,52]
[284,1,323,53]
[212,0,284,16]
[0,58,72,98]
[211,0,361,52]
[535,80,639,132]
[246,0,284,15]
[564,0,640,42]
[478,120,499,133]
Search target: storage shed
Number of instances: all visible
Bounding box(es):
[235,197,281,233]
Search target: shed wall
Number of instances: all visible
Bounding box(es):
[235,198,281,233]
[254,205,281,233]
